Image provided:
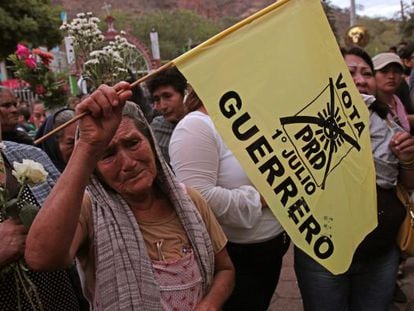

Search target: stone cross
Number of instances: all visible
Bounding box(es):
[102,2,112,16]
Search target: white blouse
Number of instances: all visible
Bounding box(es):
[169,111,283,243]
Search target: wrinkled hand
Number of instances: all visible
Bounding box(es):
[0,219,27,267]
[75,82,132,153]
[389,131,414,163]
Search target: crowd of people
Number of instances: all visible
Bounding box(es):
[0,37,414,311]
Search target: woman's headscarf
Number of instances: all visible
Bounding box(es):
[35,108,75,172]
[86,102,215,310]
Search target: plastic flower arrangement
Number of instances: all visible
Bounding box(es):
[61,13,143,90]
[0,158,48,311]
[8,44,68,110]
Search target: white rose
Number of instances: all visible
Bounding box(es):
[12,159,48,185]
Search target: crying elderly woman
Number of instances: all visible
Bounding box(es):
[26,82,234,311]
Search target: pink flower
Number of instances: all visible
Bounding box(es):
[25,57,37,69]
[35,85,46,95]
[16,44,30,59]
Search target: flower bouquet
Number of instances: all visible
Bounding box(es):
[0,157,48,311]
[59,12,105,63]
[61,12,144,90]
[82,33,137,88]
[8,44,68,110]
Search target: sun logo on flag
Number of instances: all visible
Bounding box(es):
[315,102,348,152]
[279,75,362,189]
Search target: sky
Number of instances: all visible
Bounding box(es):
[329,0,402,19]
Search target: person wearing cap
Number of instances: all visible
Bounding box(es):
[373,52,411,132]
[292,46,414,311]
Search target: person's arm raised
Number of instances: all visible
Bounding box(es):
[25,82,131,270]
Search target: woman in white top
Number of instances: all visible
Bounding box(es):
[169,89,289,311]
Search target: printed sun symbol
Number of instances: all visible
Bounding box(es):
[315,102,347,154]
[280,77,361,189]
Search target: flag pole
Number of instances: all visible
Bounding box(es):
[35,0,292,145]
[33,62,173,145]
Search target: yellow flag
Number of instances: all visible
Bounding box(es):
[173,0,376,274]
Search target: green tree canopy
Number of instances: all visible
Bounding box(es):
[396,1,414,40]
[361,17,400,55]
[0,0,62,59]
[113,9,221,61]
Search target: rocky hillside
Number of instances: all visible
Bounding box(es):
[53,0,380,48]
[52,0,275,20]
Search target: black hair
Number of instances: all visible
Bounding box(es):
[341,47,389,119]
[399,42,414,60]
[340,46,374,73]
[389,46,398,54]
[146,67,187,97]
[19,105,31,121]
[34,108,75,172]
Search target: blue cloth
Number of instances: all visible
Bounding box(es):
[294,246,399,311]
[4,141,60,205]
[34,108,74,173]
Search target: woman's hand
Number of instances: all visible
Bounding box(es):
[389,131,414,163]
[75,82,132,154]
[195,248,234,311]
[391,131,414,189]
[0,219,27,267]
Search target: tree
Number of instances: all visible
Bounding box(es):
[321,0,339,40]
[362,17,399,55]
[0,0,62,59]
[396,0,414,40]
[113,9,221,61]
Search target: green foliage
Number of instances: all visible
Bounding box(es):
[361,17,400,56]
[400,7,414,40]
[321,1,339,40]
[320,1,403,56]
[113,9,221,61]
[0,0,62,59]
[219,15,241,30]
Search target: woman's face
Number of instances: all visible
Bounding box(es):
[344,54,376,95]
[374,63,403,95]
[32,103,46,129]
[58,122,77,164]
[96,118,157,201]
